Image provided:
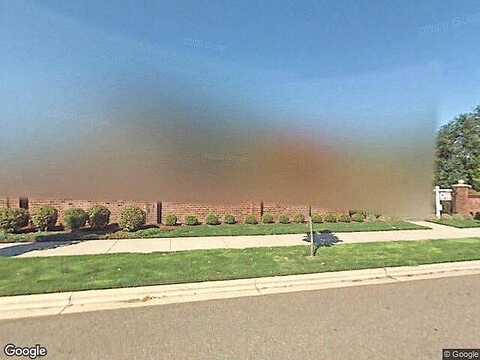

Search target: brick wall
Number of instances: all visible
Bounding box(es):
[262,203,310,219]
[310,205,338,215]
[162,202,262,224]
[1,196,343,226]
[452,182,480,216]
[28,199,159,225]
[0,197,21,209]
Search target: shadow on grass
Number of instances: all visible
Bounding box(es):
[0,241,82,257]
[34,224,121,242]
[0,224,163,257]
[303,230,341,256]
[30,224,163,241]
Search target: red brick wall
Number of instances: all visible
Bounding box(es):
[162,202,262,224]
[466,193,480,215]
[453,191,480,215]
[1,196,344,226]
[0,197,20,209]
[310,205,345,215]
[310,206,326,215]
[28,199,159,225]
[452,183,480,216]
[262,203,310,219]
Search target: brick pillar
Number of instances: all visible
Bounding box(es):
[452,180,472,215]
[156,201,162,224]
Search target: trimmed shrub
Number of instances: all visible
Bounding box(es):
[311,214,323,223]
[452,214,465,221]
[351,212,365,222]
[244,215,258,224]
[464,213,474,220]
[0,208,30,233]
[164,214,177,226]
[15,209,30,229]
[108,231,130,239]
[224,214,236,224]
[278,214,290,224]
[349,209,367,217]
[185,215,199,226]
[337,213,351,223]
[441,213,452,220]
[206,214,220,225]
[323,213,337,223]
[64,208,88,231]
[365,214,377,222]
[378,215,400,222]
[119,207,146,231]
[87,206,111,229]
[32,206,58,231]
[474,212,480,221]
[262,213,274,224]
[293,213,305,224]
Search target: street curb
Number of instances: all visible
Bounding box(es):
[1,260,480,320]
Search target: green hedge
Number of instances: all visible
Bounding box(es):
[119,207,146,231]
[64,209,89,230]
[0,208,29,233]
[32,207,58,231]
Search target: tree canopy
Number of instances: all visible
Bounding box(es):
[435,106,480,190]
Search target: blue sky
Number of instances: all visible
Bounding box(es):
[1,0,479,134]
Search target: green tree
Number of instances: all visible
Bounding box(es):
[435,106,480,190]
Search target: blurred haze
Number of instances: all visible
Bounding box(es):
[2,1,479,215]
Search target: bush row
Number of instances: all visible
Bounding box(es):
[441,213,480,221]
[0,206,148,233]
[162,211,384,226]
[1,206,389,233]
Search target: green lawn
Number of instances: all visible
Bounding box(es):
[121,221,427,238]
[1,238,479,297]
[0,221,429,243]
[427,218,480,228]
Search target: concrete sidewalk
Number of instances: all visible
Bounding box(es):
[1,221,479,258]
[1,260,480,320]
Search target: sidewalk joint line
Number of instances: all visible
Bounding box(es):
[57,293,73,315]
[383,267,400,281]
[253,280,263,295]
[105,239,119,254]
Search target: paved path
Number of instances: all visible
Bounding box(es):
[1,221,479,258]
[1,274,479,359]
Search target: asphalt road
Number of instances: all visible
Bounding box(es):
[1,275,479,360]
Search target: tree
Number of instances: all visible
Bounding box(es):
[435,106,480,190]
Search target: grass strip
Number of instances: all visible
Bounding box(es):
[427,219,480,228]
[0,237,479,297]
[0,221,429,243]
